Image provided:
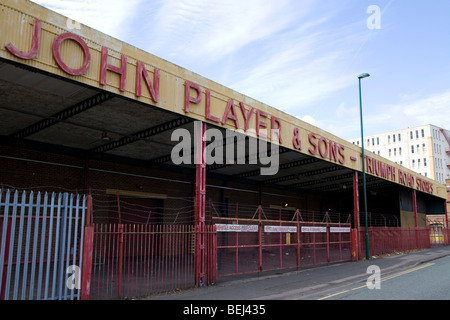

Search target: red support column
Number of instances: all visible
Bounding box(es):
[445,199,449,229]
[352,171,360,261]
[116,192,122,224]
[194,121,206,287]
[326,212,330,263]
[258,205,263,272]
[444,199,449,245]
[295,209,301,268]
[413,190,419,248]
[117,224,124,298]
[81,194,94,300]
[413,190,418,228]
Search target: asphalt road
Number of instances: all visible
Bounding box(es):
[317,256,450,300]
[147,246,450,301]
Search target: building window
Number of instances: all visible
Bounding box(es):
[416,130,419,139]
[417,144,420,153]
[377,137,380,145]
[398,133,401,142]
[412,159,415,167]
[410,131,413,139]
[411,145,414,153]
[372,138,375,146]
[421,129,425,138]
[424,158,427,166]
[393,135,396,143]
[399,147,402,155]
[394,148,397,156]
[389,149,392,157]
[418,159,421,167]
[388,135,391,144]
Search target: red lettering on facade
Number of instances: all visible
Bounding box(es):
[271,116,282,144]
[318,137,328,158]
[100,46,127,91]
[308,132,318,155]
[239,103,254,132]
[256,110,268,139]
[399,169,415,188]
[365,155,397,182]
[205,89,220,123]
[5,19,41,59]
[308,132,345,164]
[329,140,338,163]
[135,61,159,103]
[184,81,202,113]
[292,128,302,150]
[416,177,434,194]
[338,145,345,164]
[366,156,373,174]
[221,99,240,129]
[52,33,91,76]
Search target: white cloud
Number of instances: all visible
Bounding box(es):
[144,0,303,63]
[31,0,142,38]
[226,20,365,114]
[32,0,366,114]
[402,91,450,119]
[297,115,325,128]
[364,90,450,134]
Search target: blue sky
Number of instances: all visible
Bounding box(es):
[32,0,450,140]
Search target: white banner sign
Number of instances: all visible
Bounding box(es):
[301,226,327,233]
[264,226,297,233]
[215,224,258,232]
[330,227,351,233]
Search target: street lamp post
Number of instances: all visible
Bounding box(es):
[358,72,371,261]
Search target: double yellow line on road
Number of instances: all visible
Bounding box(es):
[318,262,435,300]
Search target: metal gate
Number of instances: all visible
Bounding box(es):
[213,205,352,277]
[88,223,216,300]
[0,189,87,300]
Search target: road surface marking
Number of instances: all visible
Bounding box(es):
[318,262,435,300]
[317,290,349,300]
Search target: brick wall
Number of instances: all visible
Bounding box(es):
[1,145,334,225]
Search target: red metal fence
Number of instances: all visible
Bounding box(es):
[3,188,448,300]
[88,224,216,300]
[356,226,449,259]
[82,209,450,298]
[213,206,352,277]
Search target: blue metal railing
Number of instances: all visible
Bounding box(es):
[0,189,86,300]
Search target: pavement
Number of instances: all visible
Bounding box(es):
[144,246,450,300]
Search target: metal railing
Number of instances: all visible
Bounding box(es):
[0,189,86,300]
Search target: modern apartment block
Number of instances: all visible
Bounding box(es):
[349,124,450,185]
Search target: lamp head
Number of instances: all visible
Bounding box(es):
[358,73,370,79]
